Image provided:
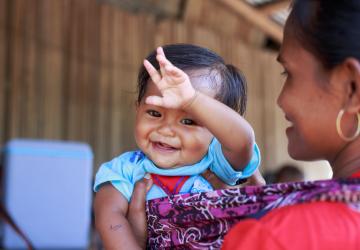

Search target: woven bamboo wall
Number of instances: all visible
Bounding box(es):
[0,0,6,145]
[1,0,301,174]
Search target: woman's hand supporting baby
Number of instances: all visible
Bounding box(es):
[94,178,152,250]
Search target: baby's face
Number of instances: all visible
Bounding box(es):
[134,75,216,169]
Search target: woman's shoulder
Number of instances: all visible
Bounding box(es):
[223,202,360,250]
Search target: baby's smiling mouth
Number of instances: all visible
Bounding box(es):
[152,141,178,151]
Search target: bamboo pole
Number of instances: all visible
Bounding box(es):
[218,0,284,43]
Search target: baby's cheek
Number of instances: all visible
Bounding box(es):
[134,124,148,146]
[190,133,212,153]
[135,120,150,136]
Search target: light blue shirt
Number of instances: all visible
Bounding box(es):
[94,138,260,201]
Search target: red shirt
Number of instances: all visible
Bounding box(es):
[222,172,360,250]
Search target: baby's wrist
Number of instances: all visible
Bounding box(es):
[182,90,198,110]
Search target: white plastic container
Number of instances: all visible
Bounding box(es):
[2,139,93,249]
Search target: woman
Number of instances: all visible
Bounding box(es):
[222,0,360,249]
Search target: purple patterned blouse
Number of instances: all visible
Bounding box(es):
[146,178,360,249]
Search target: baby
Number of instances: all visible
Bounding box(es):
[94,44,261,249]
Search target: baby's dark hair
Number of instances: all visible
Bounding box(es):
[137,44,248,115]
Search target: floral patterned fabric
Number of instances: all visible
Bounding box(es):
[146,178,360,249]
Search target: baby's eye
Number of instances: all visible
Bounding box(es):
[181,118,196,126]
[146,110,161,117]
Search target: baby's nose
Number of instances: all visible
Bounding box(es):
[157,124,175,137]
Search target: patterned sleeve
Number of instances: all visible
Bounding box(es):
[93,152,141,202]
[208,138,261,185]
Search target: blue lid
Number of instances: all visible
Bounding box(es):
[3,139,93,159]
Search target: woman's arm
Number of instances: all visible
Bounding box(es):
[94,183,142,250]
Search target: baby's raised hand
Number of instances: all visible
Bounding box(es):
[143,47,197,109]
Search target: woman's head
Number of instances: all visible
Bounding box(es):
[137,44,247,115]
[277,0,360,169]
[285,0,360,70]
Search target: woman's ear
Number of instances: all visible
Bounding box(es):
[343,58,360,113]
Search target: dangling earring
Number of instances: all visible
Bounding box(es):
[336,109,360,141]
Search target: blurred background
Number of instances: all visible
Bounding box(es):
[0,0,332,180]
[0,0,332,248]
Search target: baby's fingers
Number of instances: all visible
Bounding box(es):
[156,54,172,68]
[156,47,168,77]
[156,47,187,81]
[156,47,174,71]
[156,54,170,78]
[157,46,165,57]
[144,59,161,83]
[164,64,186,80]
[145,95,164,107]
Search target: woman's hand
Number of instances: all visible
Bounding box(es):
[143,47,196,109]
[127,177,153,249]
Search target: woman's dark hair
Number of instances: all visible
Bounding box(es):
[287,0,360,69]
[137,44,247,115]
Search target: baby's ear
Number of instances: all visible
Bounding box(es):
[343,58,360,113]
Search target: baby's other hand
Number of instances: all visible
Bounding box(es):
[202,169,265,190]
[143,47,196,109]
[246,169,266,186]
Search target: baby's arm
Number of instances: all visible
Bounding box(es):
[144,47,254,171]
[183,89,255,171]
[94,183,142,250]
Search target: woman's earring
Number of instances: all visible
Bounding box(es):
[336,109,360,141]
